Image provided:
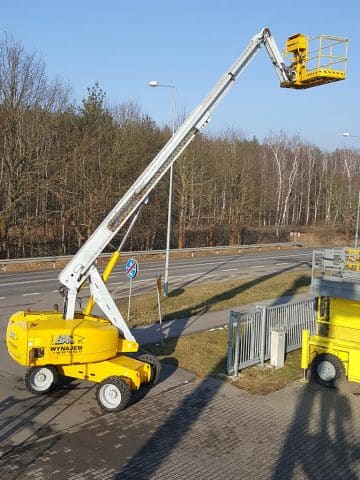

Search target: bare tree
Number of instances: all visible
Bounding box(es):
[0,34,70,256]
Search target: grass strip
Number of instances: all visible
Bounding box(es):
[119,269,311,327]
[121,269,309,394]
[147,329,303,395]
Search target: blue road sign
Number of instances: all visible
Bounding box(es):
[126,258,138,279]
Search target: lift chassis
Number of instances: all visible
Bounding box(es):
[302,248,360,388]
[6,29,348,411]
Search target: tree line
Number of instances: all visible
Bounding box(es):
[0,35,359,259]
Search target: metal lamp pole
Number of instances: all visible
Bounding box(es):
[342,132,360,248]
[149,80,176,296]
[355,190,360,249]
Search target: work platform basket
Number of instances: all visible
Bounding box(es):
[282,34,348,89]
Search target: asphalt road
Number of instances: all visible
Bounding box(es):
[0,248,312,308]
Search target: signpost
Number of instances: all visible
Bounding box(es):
[156,274,163,343]
[126,257,138,321]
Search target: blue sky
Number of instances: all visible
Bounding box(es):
[2,0,359,150]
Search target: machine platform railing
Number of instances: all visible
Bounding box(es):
[306,35,348,74]
[312,247,360,300]
[283,33,348,88]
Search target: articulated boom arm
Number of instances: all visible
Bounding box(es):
[58,27,328,336]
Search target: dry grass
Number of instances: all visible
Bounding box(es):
[299,228,346,247]
[141,270,309,394]
[232,349,302,394]
[120,270,311,327]
[148,328,228,377]
[147,329,303,395]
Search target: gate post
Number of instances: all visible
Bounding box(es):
[270,329,286,368]
[234,312,241,376]
[227,311,235,375]
[227,311,240,376]
[259,305,267,366]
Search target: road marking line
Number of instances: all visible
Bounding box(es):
[275,262,290,265]
[250,265,265,268]
[1,278,55,287]
[133,279,157,284]
[165,273,200,280]
[174,252,310,269]
[221,268,237,272]
[0,296,5,300]
[22,292,40,296]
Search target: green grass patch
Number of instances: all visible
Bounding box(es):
[148,328,228,377]
[119,270,310,327]
[147,329,303,395]
[232,349,302,394]
[134,269,309,394]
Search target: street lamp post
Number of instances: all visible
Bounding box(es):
[355,190,360,249]
[341,132,360,248]
[149,80,177,296]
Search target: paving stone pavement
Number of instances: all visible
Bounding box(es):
[0,375,359,480]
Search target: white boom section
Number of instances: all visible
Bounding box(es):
[59,27,291,326]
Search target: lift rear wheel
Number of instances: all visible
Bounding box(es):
[24,366,58,395]
[311,353,345,388]
[96,376,131,412]
[138,353,161,386]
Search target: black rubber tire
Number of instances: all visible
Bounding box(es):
[138,353,161,387]
[311,353,345,388]
[95,376,131,412]
[24,366,58,395]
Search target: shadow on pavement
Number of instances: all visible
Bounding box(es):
[114,266,313,479]
[0,383,76,445]
[0,379,95,479]
[271,382,359,479]
[0,432,61,480]
[129,357,179,406]
[178,255,242,289]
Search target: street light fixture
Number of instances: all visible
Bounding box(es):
[341,132,360,248]
[342,132,360,139]
[148,80,177,296]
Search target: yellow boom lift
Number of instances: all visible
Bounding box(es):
[6,28,348,411]
[302,248,360,387]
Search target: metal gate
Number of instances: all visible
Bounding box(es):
[227,298,316,375]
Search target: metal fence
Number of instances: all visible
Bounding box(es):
[227,298,317,375]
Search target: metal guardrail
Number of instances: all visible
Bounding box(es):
[0,242,304,271]
[227,298,316,375]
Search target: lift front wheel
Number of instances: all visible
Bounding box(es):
[138,353,161,386]
[96,376,131,412]
[311,353,345,388]
[24,366,58,395]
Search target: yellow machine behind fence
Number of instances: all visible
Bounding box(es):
[6,28,348,412]
[302,248,360,387]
